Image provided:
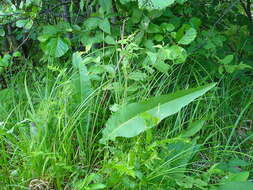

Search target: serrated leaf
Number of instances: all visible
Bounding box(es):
[178,27,197,45]
[42,37,69,57]
[100,83,216,144]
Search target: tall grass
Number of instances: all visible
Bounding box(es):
[0,60,252,189]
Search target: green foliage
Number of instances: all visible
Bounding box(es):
[1,0,253,189]
[41,37,69,58]
[218,182,253,190]
[178,27,197,45]
[138,0,175,10]
[100,83,215,144]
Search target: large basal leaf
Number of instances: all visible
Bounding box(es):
[138,0,175,10]
[72,52,93,102]
[100,83,216,144]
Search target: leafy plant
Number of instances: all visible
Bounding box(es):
[1,0,253,189]
[100,83,216,144]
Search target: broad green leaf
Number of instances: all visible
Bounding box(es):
[164,45,187,64]
[176,176,207,189]
[138,0,175,10]
[42,25,59,36]
[80,0,84,12]
[16,19,33,29]
[13,51,21,57]
[160,23,175,32]
[0,67,4,74]
[43,37,69,57]
[180,119,206,138]
[154,61,171,72]
[218,182,253,190]
[229,159,250,167]
[16,19,28,28]
[178,27,197,45]
[128,71,147,81]
[190,17,202,29]
[221,172,249,183]
[57,22,72,32]
[147,23,160,33]
[154,34,164,42]
[84,17,100,31]
[146,51,171,72]
[224,65,237,73]
[100,83,216,144]
[0,27,5,37]
[98,0,112,13]
[72,52,93,101]
[53,37,69,57]
[0,54,11,67]
[237,63,253,70]
[221,55,234,65]
[37,35,51,42]
[99,18,111,34]
[89,184,106,189]
[105,35,116,44]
